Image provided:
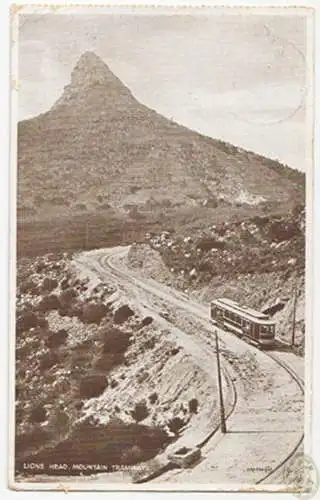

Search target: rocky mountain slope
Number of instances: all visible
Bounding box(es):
[16,253,215,477]
[127,205,306,351]
[18,51,304,223]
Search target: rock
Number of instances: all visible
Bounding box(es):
[288,257,297,266]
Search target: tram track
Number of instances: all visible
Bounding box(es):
[75,247,305,486]
[254,350,305,485]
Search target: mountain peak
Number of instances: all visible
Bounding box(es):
[70,51,119,89]
[52,51,133,110]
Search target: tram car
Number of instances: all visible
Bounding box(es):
[210,297,276,348]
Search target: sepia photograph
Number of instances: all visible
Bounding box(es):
[10,4,315,492]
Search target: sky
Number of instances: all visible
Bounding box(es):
[17,12,311,171]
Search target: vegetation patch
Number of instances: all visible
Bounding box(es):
[16,418,171,475]
[113,304,134,324]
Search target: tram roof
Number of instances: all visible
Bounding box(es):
[212,297,275,323]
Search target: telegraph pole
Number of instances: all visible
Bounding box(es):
[85,221,89,250]
[291,279,298,347]
[215,330,227,434]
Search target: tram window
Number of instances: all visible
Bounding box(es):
[261,325,272,335]
[244,321,250,331]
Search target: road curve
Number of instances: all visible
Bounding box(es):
[76,246,305,489]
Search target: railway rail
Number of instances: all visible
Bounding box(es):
[75,247,305,486]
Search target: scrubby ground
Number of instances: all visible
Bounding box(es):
[15,253,215,479]
[127,205,305,351]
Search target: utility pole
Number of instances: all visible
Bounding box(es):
[291,278,298,347]
[215,330,227,434]
[85,221,89,250]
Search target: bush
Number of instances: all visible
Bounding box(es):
[39,351,59,372]
[269,221,299,242]
[141,316,153,327]
[94,353,122,372]
[19,279,39,296]
[30,405,47,424]
[142,336,157,351]
[38,294,60,312]
[188,398,199,414]
[102,328,131,354]
[79,375,108,399]
[45,329,68,348]
[16,310,39,335]
[82,302,108,324]
[131,401,149,423]
[167,417,185,436]
[59,288,78,308]
[148,392,158,404]
[113,305,134,324]
[35,260,47,273]
[60,277,70,290]
[170,347,180,356]
[41,277,58,293]
[15,427,50,456]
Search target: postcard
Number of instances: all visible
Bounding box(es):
[9,4,316,494]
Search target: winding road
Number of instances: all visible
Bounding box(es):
[75,246,305,489]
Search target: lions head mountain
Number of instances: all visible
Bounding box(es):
[17,52,305,256]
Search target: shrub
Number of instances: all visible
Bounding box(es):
[131,401,149,423]
[19,279,39,296]
[39,351,59,372]
[38,294,60,312]
[30,405,47,424]
[15,427,50,456]
[269,221,299,242]
[167,417,185,436]
[141,316,153,327]
[142,336,157,351]
[41,277,58,293]
[45,329,68,348]
[94,353,122,372]
[75,400,84,411]
[170,347,180,356]
[82,302,108,324]
[60,277,70,290]
[79,375,108,399]
[113,304,134,324]
[102,328,131,355]
[35,260,47,273]
[16,310,39,335]
[110,378,118,388]
[59,288,78,308]
[148,392,158,405]
[188,398,199,414]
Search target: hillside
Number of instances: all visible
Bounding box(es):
[127,204,306,352]
[18,51,304,230]
[15,253,220,478]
